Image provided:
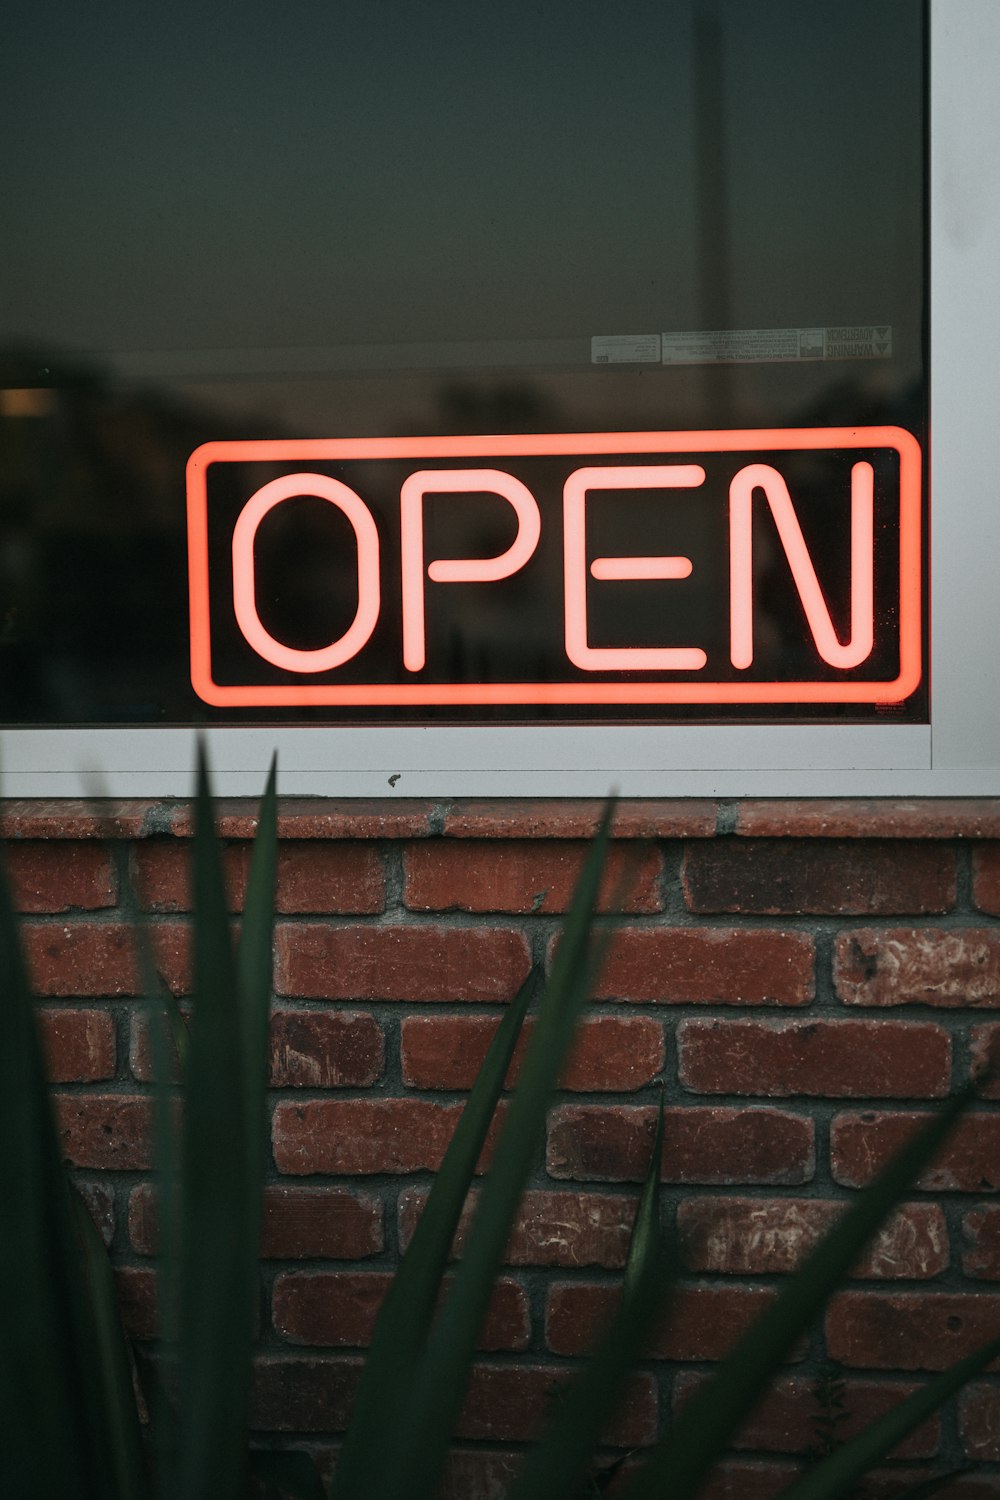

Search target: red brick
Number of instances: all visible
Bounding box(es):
[3,842,116,912]
[974,846,1000,914]
[269,1010,384,1088]
[826,1291,1000,1370]
[699,1464,992,1500]
[129,1182,383,1259]
[440,1450,648,1500]
[404,839,663,915]
[547,1104,814,1185]
[76,1180,115,1247]
[115,1266,158,1340]
[857,1472,1000,1500]
[274,924,531,1002]
[152,919,199,992]
[677,1197,948,1279]
[400,1014,663,1093]
[682,840,955,916]
[269,1184,385,1260]
[272,1271,529,1350]
[167,799,434,840]
[961,1384,1000,1460]
[398,1187,638,1269]
[835,928,1000,1008]
[55,1093,153,1170]
[699,1467,1000,1500]
[454,1363,656,1447]
[972,1024,1000,1097]
[127,1182,165,1252]
[272,1098,504,1176]
[0,799,159,840]
[246,1442,529,1500]
[133,841,384,914]
[963,1206,1000,1280]
[693,1460,802,1500]
[672,1371,940,1458]
[581,928,814,1006]
[250,1355,361,1431]
[736,799,1000,839]
[129,1005,385,1088]
[25,922,137,996]
[39,1007,116,1082]
[439,1450,521,1500]
[547,1283,788,1362]
[677,1019,950,1099]
[128,1001,189,1083]
[132,841,221,911]
[22,922,189,996]
[934,1478,1000,1499]
[274,844,384,914]
[831,1111,1000,1192]
[442,799,717,839]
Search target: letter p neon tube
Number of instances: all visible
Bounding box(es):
[400,469,541,672]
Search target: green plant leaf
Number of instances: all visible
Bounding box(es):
[125,833,187,1375]
[623,1086,665,1300]
[620,1085,979,1500]
[773,1343,1000,1500]
[509,1092,671,1500]
[161,982,191,1073]
[127,838,188,1368]
[136,1342,190,1500]
[237,752,278,1195]
[0,851,99,1499]
[368,803,616,1500]
[172,744,266,1500]
[69,1186,148,1498]
[142,964,183,1484]
[332,970,537,1500]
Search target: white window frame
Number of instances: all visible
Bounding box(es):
[2,0,995,798]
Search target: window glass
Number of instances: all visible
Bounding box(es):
[0,0,926,726]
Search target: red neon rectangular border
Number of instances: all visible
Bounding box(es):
[186,426,922,707]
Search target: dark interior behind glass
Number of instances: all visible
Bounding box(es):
[0,0,927,725]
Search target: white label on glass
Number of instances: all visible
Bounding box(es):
[591,334,662,364]
[661,326,893,365]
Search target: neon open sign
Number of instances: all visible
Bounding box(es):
[186,428,922,712]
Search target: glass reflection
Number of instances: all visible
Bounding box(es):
[0,0,926,725]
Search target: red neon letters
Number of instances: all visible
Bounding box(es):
[400,469,541,673]
[232,473,381,673]
[564,465,708,672]
[186,427,922,708]
[729,461,875,672]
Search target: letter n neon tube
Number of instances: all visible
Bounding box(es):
[729,461,874,670]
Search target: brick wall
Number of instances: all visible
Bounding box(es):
[8,795,1000,1498]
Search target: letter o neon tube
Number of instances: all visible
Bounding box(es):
[232,473,380,672]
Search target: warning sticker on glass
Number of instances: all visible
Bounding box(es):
[660,326,893,365]
[591,334,662,364]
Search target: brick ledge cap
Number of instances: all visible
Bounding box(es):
[3,796,1000,841]
[736,798,1000,839]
